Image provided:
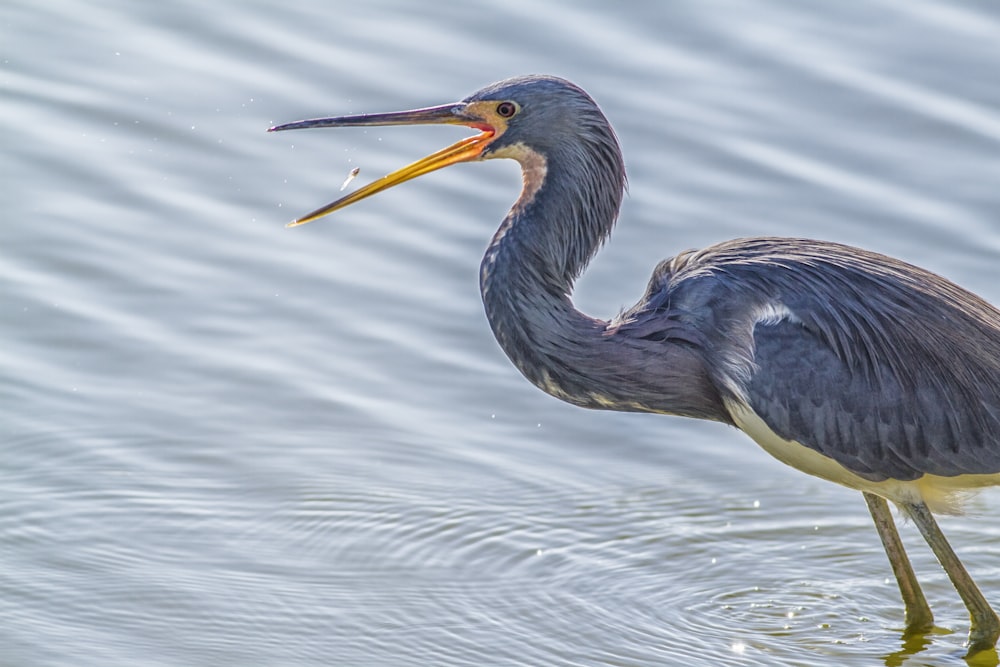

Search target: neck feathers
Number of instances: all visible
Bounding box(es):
[478,123,725,422]
[477,133,627,408]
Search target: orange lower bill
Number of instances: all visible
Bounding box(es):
[287,130,495,227]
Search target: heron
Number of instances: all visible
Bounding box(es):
[270,75,1000,655]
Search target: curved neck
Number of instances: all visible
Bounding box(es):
[478,152,727,422]
[479,208,607,408]
[477,142,618,404]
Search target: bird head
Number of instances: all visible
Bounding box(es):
[269,75,621,227]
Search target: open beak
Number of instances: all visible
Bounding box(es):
[269,103,494,227]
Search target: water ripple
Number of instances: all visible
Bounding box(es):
[5,1,1000,665]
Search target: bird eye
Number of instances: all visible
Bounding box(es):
[496,102,517,118]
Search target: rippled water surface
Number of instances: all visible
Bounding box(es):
[5,1,1000,665]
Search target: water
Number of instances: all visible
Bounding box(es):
[4,1,1000,665]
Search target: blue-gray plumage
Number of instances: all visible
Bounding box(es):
[270,75,1000,655]
[621,238,1000,482]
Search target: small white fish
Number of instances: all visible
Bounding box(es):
[340,167,360,191]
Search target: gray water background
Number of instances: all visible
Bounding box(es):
[5,1,1000,665]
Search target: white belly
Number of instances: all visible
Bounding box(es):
[725,400,1000,515]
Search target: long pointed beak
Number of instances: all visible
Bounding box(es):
[268,103,494,227]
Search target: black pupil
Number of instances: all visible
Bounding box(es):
[497,102,515,117]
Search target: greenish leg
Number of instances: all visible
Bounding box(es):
[902,499,1000,656]
[864,492,935,634]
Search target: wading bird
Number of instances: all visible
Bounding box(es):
[270,75,1000,656]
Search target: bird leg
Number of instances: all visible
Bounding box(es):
[902,499,1000,656]
[864,492,934,634]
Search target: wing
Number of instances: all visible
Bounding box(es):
[749,319,972,481]
[621,238,1000,482]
